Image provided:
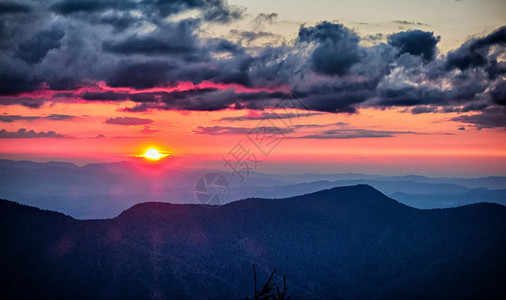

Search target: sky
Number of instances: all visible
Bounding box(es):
[0,0,505,177]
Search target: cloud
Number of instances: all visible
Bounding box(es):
[49,1,120,15]
[0,128,65,138]
[0,97,45,108]
[292,122,348,129]
[219,112,322,122]
[102,21,199,56]
[193,122,351,136]
[106,61,173,90]
[229,29,284,46]
[0,114,75,122]
[451,106,506,129]
[105,117,153,125]
[16,26,65,64]
[0,0,245,97]
[192,125,292,135]
[0,115,40,122]
[0,2,32,14]
[445,26,506,72]
[81,91,129,101]
[0,1,504,129]
[117,88,288,111]
[392,20,429,26]
[48,0,243,23]
[490,80,506,106]
[297,22,361,75]
[0,60,43,95]
[201,1,244,23]
[294,129,419,139]
[140,126,160,134]
[46,114,75,121]
[252,13,278,27]
[388,30,440,61]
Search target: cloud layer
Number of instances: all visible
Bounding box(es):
[0,128,65,138]
[0,114,75,122]
[0,0,505,128]
[105,117,153,125]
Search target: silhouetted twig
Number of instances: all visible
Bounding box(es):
[246,264,290,300]
[276,274,290,300]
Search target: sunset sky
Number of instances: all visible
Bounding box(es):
[1,0,505,176]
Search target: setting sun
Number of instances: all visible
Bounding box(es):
[135,147,171,161]
[144,149,162,160]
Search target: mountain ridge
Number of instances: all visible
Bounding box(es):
[1,185,505,299]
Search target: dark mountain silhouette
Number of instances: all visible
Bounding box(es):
[1,185,505,299]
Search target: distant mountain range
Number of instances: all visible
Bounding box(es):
[1,159,505,218]
[1,185,505,299]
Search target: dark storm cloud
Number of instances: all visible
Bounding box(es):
[0,0,244,97]
[410,106,438,114]
[97,11,141,32]
[206,38,242,53]
[171,89,285,111]
[0,73,42,95]
[0,0,504,129]
[445,26,506,72]
[49,0,243,23]
[0,128,65,138]
[81,91,129,101]
[16,27,65,64]
[103,35,194,55]
[116,88,288,111]
[297,22,361,75]
[451,107,506,129]
[49,0,126,15]
[375,85,445,107]
[0,55,43,95]
[105,117,153,125]
[388,30,440,61]
[0,2,32,14]
[106,61,173,89]
[293,80,380,113]
[489,80,506,106]
[102,20,200,56]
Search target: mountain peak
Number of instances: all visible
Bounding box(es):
[115,184,410,223]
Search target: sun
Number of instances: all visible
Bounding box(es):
[144,148,162,160]
[134,146,172,161]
